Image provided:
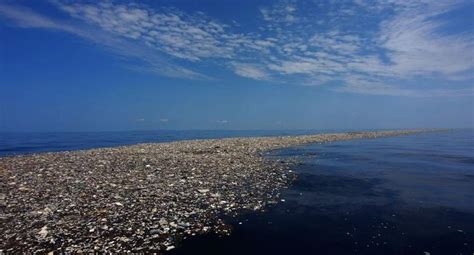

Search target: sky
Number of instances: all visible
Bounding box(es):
[0,0,473,132]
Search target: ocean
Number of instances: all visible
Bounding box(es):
[1,129,473,254]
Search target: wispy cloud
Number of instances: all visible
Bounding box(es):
[231,62,270,80]
[378,1,474,78]
[260,0,298,24]
[53,1,236,62]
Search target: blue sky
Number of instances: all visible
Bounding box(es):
[0,0,473,131]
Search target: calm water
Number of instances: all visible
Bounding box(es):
[171,129,474,255]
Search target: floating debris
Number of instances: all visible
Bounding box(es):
[0,130,426,253]
[37,226,49,239]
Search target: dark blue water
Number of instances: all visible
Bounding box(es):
[0,129,328,157]
[171,129,474,255]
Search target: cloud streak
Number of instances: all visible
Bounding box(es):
[53,2,236,62]
[0,2,213,79]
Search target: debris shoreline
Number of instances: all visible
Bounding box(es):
[1,130,429,253]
